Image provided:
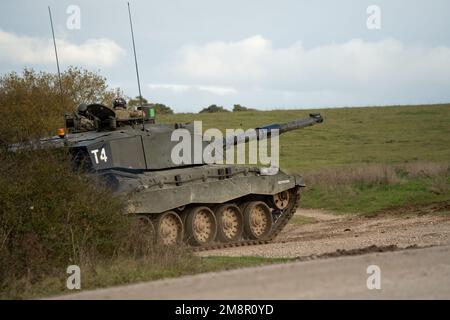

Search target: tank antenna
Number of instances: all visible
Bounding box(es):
[48,6,64,104]
[127,2,145,130]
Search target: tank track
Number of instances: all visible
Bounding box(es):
[191,187,301,252]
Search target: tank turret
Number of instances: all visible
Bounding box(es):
[49,106,323,172]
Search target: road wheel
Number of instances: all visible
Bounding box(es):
[244,201,273,240]
[155,211,183,245]
[215,204,244,242]
[271,191,291,210]
[186,206,217,246]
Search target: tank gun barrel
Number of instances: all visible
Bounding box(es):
[224,113,323,149]
[258,113,323,134]
[278,112,323,133]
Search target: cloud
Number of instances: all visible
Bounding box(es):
[172,35,450,95]
[148,83,237,95]
[0,29,125,67]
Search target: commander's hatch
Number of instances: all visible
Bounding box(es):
[86,103,117,131]
[66,103,156,133]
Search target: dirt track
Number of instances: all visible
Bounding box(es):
[199,207,450,258]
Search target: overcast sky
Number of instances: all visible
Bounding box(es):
[1,0,450,112]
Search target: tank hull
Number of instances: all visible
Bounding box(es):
[100,164,304,247]
[102,164,304,214]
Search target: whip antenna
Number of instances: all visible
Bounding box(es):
[127,2,145,129]
[48,6,63,103]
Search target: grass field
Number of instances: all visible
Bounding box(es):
[158,104,450,213]
[158,104,450,172]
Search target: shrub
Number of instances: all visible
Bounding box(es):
[233,104,257,112]
[199,104,230,113]
[0,149,130,292]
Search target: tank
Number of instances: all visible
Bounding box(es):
[15,104,323,247]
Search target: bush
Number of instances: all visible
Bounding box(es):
[0,149,131,295]
[199,104,230,113]
[128,97,174,115]
[233,104,256,112]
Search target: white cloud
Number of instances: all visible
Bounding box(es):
[148,83,237,95]
[172,35,450,94]
[196,85,237,95]
[0,29,125,67]
[148,83,190,93]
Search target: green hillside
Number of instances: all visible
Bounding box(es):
[158,104,450,173]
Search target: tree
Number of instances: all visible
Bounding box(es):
[127,96,149,108]
[60,67,115,106]
[232,104,257,112]
[149,103,174,115]
[0,67,115,145]
[128,97,174,114]
[199,104,230,113]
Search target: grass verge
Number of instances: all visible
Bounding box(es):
[5,255,289,299]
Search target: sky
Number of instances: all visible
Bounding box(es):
[1,0,450,112]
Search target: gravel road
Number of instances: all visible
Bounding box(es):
[199,208,450,258]
[55,245,450,299]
